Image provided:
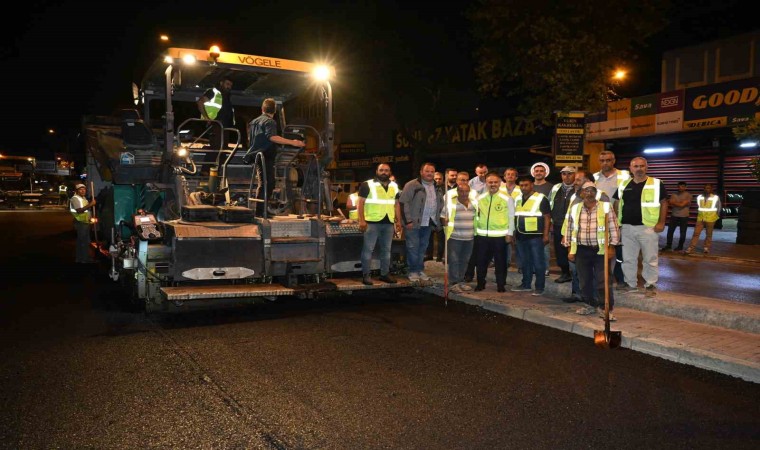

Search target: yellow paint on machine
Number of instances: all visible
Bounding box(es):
[166,47,329,74]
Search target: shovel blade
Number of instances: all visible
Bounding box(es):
[594,330,622,349]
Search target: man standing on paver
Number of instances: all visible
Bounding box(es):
[594,150,630,290]
[685,184,721,255]
[613,157,668,297]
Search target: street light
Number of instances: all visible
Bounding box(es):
[160,34,169,42]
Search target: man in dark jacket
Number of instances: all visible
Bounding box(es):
[399,162,443,281]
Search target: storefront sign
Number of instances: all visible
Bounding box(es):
[393,115,540,150]
[587,77,760,141]
[338,142,367,160]
[553,112,585,165]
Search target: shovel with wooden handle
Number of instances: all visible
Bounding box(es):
[443,223,449,306]
[594,213,622,349]
[89,181,99,247]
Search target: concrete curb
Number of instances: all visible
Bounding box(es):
[431,265,759,334]
[420,284,760,384]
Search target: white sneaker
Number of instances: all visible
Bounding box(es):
[418,272,431,281]
[408,272,421,281]
[459,284,473,291]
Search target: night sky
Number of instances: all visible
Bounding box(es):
[1,0,756,158]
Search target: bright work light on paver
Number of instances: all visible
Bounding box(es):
[313,65,331,81]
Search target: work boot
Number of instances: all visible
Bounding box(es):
[497,285,506,293]
[378,274,397,284]
[554,273,572,283]
[362,274,373,286]
[474,283,486,292]
[660,245,671,252]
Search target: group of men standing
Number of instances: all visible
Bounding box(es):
[352,149,722,323]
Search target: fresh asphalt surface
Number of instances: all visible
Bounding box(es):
[1,210,758,449]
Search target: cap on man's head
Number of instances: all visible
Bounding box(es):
[75,184,86,190]
[560,166,577,174]
[530,162,550,177]
[581,181,596,190]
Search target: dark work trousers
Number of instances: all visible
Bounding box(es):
[475,236,509,288]
[666,216,689,249]
[553,223,570,275]
[74,220,92,263]
[464,236,480,280]
[613,244,625,285]
[575,245,615,310]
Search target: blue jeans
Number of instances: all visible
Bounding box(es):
[361,223,394,276]
[516,237,546,291]
[405,226,433,273]
[447,238,473,284]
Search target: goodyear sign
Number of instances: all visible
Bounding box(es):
[684,77,759,129]
[587,76,759,141]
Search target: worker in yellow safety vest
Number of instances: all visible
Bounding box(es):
[357,163,402,286]
[565,181,620,319]
[593,150,630,289]
[472,172,514,293]
[685,183,721,255]
[346,191,359,220]
[612,157,668,298]
[440,171,478,291]
[511,175,551,295]
[69,183,96,264]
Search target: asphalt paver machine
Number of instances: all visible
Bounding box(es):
[83,46,422,312]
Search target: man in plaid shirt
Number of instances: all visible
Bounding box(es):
[565,182,620,320]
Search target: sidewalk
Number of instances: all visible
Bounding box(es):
[418,231,760,384]
[657,222,759,265]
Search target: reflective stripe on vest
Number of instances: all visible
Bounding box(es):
[474,192,511,237]
[562,190,602,237]
[594,169,631,190]
[203,88,223,120]
[696,194,719,222]
[69,195,90,223]
[515,192,545,234]
[348,192,359,220]
[499,184,521,200]
[445,188,476,240]
[617,177,661,227]
[549,184,561,209]
[569,201,610,255]
[364,180,398,222]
